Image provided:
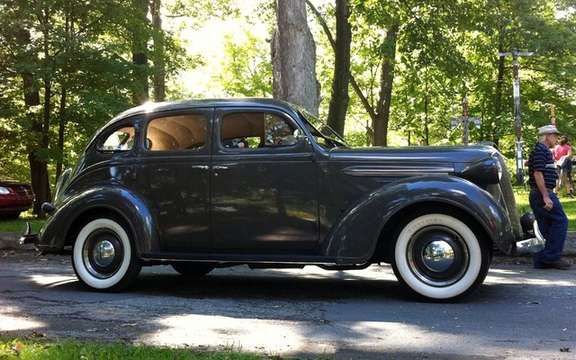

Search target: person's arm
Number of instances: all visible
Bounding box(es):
[534,171,553,210]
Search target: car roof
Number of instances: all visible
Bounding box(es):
[106,98,299,127]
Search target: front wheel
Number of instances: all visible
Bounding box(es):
[392,213,491,300]
[72,218,141,291]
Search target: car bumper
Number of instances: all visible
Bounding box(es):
[19,222,39,246]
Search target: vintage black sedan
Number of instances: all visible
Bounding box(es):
[23,99,536,300]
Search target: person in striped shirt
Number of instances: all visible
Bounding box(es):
[527,125,570,270]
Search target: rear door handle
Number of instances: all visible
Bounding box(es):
[213,165,229,170]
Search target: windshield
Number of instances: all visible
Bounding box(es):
[297,110,349,149]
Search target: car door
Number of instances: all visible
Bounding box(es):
[211,108,319,255]
[138,108,213,253]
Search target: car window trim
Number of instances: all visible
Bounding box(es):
[215,107,307,154]
[95,121,138,154]
[141,108,213,155]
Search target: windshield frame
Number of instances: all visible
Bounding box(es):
[296,109,349,149]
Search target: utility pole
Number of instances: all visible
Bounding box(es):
[498,50,534,185]
[451,96,480,145]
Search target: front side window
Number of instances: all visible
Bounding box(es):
[146,114,207,151]
[220,112,297,150]
[100,127,135,151]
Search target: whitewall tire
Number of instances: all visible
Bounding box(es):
[392,213,490,300]
[72,218,141,291]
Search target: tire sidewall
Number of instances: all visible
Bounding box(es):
[394,213,484,300]
[72,218,134,290]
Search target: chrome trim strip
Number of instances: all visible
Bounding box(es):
[342,166,454,177]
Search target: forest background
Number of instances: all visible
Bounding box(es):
[1,0,575,216]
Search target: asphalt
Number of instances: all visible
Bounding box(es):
[0,251,575,359]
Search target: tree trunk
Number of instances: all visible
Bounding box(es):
[56,87,67,181]
[372,23,399,147]
[131,0,149,105]
[424,93,430,146]
[326,0,351,136]
[22,71,50,217]
[492,25,506,147]
[151,0,166,102]
[272,0,320,116]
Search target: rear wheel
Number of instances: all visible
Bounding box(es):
[392,213,490,300]
[171,263,213,277]
[72,218,141,291]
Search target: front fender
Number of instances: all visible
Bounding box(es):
[38,186,157,255]
[323,175,514,263]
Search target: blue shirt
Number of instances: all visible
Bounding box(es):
[528,142,558,189]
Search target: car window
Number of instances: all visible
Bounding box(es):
[220,112,297,150]
[100,127,135,151]
[146,114,207,151]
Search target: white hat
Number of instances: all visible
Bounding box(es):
[538,125,560,135]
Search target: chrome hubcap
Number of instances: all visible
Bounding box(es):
[407,226,469,287]
[82,229,124,279]
[93,240,116,268]
[422,240,455,273]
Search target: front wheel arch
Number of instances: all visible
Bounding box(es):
[372,202,493,264]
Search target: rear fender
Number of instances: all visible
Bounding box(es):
[323,176,514,263]
[38,186,157,255]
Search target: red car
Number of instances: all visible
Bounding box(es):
[0,180,34,219]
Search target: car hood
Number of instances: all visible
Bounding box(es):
[329,145,497,165]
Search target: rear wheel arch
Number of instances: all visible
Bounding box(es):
[64,207,138,253]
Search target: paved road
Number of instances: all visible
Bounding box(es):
[0,252,575,359]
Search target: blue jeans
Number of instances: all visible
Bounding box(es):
[529,190,568,264]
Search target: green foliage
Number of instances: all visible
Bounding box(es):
[2,0,576,186]
[218,32,272,97]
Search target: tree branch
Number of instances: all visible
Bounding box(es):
[305,0,376,121]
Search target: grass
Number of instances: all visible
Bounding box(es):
[514,186,576,231]
[0,211,45,234]
[0,337,271,360]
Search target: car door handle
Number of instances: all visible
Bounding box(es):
[191,165,209,170]
[213,165,229,170]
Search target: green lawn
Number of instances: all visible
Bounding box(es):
[0,211,45,234]
[0,337,270,360]
[514,187,576,231]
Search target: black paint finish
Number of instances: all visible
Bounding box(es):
[38,98,517,265]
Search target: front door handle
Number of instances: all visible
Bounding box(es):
[191,165,209,170]
[213,165,229,170]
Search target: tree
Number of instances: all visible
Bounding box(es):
[219,32,272,97]
[324,0,352,136]
[272,0,320,116]
[151,0,166,102]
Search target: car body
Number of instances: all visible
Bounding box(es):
[26,99,533,300]
[0,180,34,219]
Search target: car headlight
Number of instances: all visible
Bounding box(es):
[0,186,11,195]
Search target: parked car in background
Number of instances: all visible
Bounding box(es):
[0,180,34,219]
[22,99,540,300]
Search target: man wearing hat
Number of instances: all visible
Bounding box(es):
[527,125,571,270]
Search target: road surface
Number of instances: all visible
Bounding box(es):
[0,252,574,359]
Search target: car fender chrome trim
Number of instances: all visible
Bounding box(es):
[342,165,455,177]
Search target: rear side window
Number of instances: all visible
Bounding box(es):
[146,114,207,151]
[100,127,135,151]
[220,112,297,150]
